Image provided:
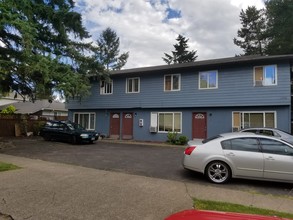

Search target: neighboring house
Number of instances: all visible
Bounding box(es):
[66,54,293,142]
[0,92,21,107]
[0,100,68,120]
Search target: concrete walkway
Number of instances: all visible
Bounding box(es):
[0,153,293,220]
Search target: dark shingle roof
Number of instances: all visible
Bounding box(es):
[111,54,293,76]
[0,100,67,114]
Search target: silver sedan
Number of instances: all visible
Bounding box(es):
[240,128,293,144]
[182,132,293,184]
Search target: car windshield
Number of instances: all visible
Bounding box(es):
[67,123,85,130]
[202,135,222,144]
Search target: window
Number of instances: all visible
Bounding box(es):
[199,71,218,89]
[254,65,277,86]
[73,113,95,130]
[126,77,140,93]
[156,112,182,133]
[260,138,293,156]
[164,74,180,91]
[100,80,113,95]
[232,111,276,131]
[221,138,260,152]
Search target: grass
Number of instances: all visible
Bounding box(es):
[0,161,20,172]
[194,198,293,219]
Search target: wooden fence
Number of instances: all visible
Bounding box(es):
[0,114,67,137]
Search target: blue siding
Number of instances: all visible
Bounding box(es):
[68,106,290,142]
[67,62,291,110]
[67,57,292,142]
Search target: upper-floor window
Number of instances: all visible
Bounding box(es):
[254,65,277,86]
[126,77,140,93]
[164,74,181,91]
[100,80,113,95]
[199,70,218,89]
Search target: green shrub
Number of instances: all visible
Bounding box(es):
[0,105,16,114]
[167,132,189,145]
[178,135,189,145]
[167,131,178,144]
[32,121,46,135]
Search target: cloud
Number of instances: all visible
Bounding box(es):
[75,0,265,69]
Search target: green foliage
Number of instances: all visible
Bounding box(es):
[178,135,188,145]
[96,27,129,70]
[0,105,16,114]
[233,6,267,56]
[0,0,104,101]
[194,198,293,219]
[167,131,178,144]
[32,121,46,135]
[167,132,189,145]
[163,35,198,65]
[234,2,293,56]
[0,161,20,172]
[265,0,293,55]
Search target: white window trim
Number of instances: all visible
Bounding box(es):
[253,65,277,86]
[100,80,113,95]
[126,77,140,93]
[155,112,182,133]
[73,112,96,130]
[164,74,181,92]
[199,70,218,90]
[232,111,277,131]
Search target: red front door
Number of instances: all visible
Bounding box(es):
[110,113,120,139]
[122,113,133,140]
[192,112,207,139]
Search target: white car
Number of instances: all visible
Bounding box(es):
[182,132,293,184]
[240,128,293,144]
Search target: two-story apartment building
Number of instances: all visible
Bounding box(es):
[66,54,293,142]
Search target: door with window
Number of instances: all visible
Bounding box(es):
[221,137,264,178]
[192,112,207,139]
[110,113,120,139]
[260,138,293,181]
[122,113,133,140]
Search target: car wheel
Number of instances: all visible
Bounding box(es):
[71,136,77,144]
[205,161,231,184]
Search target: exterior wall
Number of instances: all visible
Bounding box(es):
[68,106,290,142]
[66,56,292,142]
[67,61,291,110]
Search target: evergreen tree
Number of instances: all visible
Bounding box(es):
[0,0,103,101]
[162,35,198,65]
[265,0,293,55]
[233,6,267,56]
[96,28,129,70]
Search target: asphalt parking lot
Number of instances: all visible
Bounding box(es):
[1,136,293,219]
[0,136,293,197]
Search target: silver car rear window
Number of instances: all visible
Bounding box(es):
[202,135,222,144]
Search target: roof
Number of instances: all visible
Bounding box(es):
[0,100,67,114]
[111,54,293,76]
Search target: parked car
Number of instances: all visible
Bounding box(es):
[182,132,293,184]
[40,121,99,144]
[240,128,293,144]
[165,209,291,220]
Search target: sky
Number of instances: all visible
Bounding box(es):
[74,0,265,69]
